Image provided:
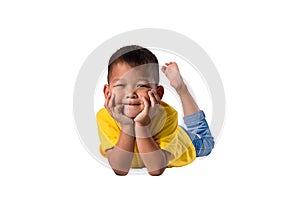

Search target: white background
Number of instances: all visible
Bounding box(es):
[1,1,299,199]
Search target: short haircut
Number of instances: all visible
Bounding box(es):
[107,45,159,83]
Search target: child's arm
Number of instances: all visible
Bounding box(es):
[134,90,170,176]
[135,128,170,176]
[105,130,135,176]
[105,93,135,175]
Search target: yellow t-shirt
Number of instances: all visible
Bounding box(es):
[96,101,196,168]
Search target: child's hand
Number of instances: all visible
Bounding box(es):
[134,89,160,127]
[161,62,186,93]
[105,92,134,132]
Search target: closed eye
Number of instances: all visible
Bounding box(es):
[137,84,150,88]
[113,84,125,87]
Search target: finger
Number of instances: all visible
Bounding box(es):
[104,92,110,107]
[152,89,161,104]
[108,93,115,109]
[143,96,150,113]
[107,93,116,117]
[161,66,167,73]
[148,90,157,107]
[111,104,121,120]
[114,104,123,115]
[105,93,113,114]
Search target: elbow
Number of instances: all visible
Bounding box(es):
[148,168,166,176]
[113,169,129,176]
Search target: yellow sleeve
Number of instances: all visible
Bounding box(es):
[96,108,120,157]
[152,102,196,167]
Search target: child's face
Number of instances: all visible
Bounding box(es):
[104,62,163,118]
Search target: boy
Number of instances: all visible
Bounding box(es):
[96,45,214,175]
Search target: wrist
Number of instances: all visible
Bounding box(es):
[121,124,134,137]
[176,84,188,96]
[135,125,152,138]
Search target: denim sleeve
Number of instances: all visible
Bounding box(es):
[183,110,215,157]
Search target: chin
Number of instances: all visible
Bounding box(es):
[124,111,139,119]
[124,107,142,118]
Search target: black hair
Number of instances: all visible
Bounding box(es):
[107,45,159,83]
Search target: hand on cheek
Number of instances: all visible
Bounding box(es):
[134,89,161,126]
[104,92,134,135]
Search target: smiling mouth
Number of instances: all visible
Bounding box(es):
[123,101,141,106]
[124,103,140,106]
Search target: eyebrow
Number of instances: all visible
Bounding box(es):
[136,78,158,84]
[110,78,156,83]
[136,78,154,82]
[109,78,124,84]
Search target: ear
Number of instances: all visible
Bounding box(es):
[156,85,164,99]
[103,84,110,98]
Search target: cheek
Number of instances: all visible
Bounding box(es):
[136,89,151,101]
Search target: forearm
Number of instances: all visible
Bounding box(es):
[107,125,135,175]
[135,126,169,175]
[177,84,200,116]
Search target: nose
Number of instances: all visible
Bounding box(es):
[125,88,138,99]
[126,93,138,99]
